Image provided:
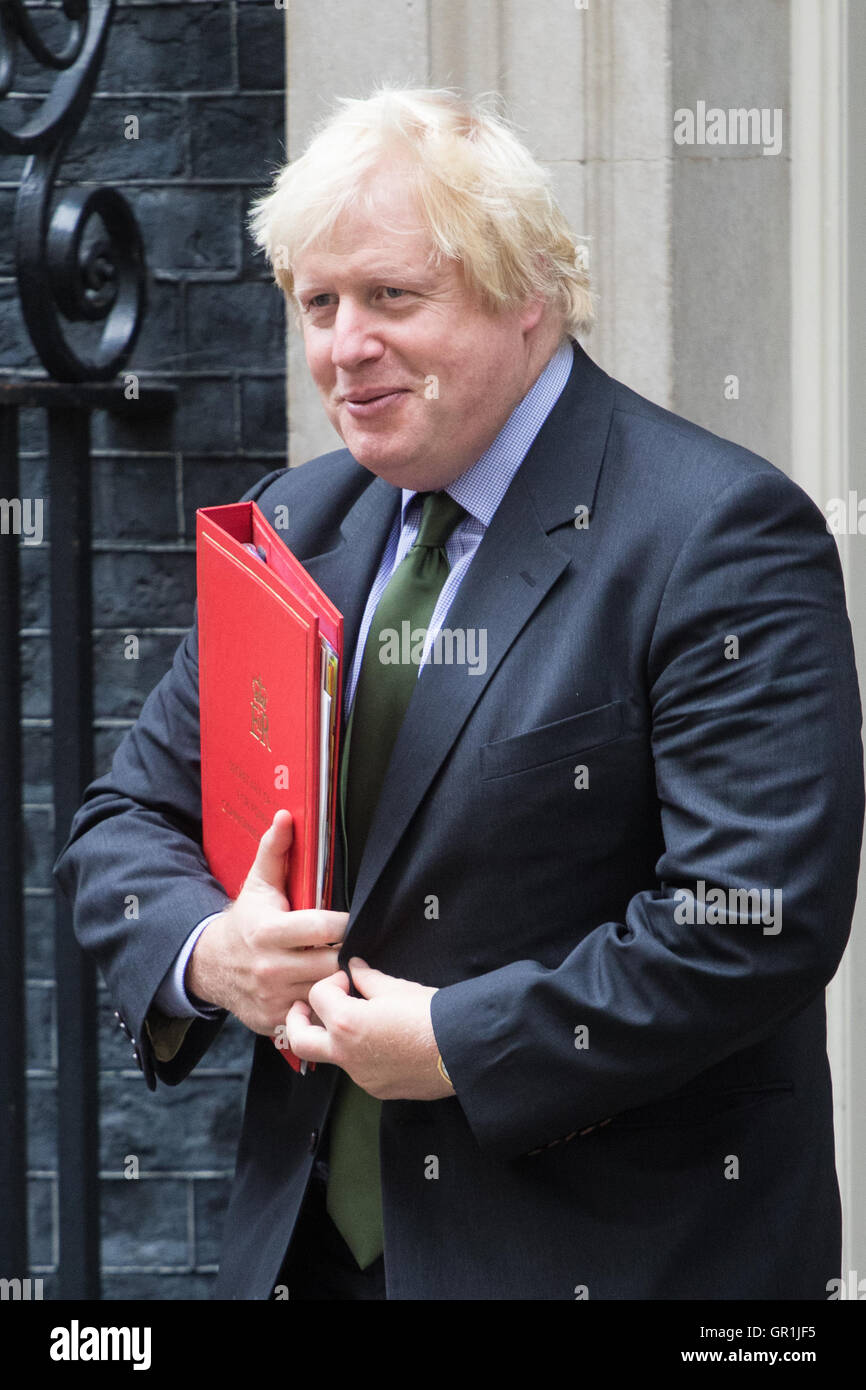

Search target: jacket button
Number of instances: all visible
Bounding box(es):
[132,1046,142,1070]
[308,1130,319,1154]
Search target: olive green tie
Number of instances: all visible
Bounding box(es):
[326,489,467,1269]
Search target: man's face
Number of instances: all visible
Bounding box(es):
[291,171,547,492]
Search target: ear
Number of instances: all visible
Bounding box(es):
[518,293,547,335]
[519,254,553,335]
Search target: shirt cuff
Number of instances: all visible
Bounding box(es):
[153,913,226,1018]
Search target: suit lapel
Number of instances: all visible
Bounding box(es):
[301,473,401,669]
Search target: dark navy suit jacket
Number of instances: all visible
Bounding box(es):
[55,340,865,1299]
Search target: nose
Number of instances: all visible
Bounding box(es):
[330,297,385,371]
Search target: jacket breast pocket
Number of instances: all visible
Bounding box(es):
[480,700,624,780]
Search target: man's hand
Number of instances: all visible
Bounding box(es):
[285,957,454,1100]
[186,809,349,1037]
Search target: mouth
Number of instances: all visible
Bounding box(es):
[341,388,410,417]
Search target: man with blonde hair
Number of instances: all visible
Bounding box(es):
[57,87,863,1300]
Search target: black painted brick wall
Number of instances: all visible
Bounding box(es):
[1,0,288,1300]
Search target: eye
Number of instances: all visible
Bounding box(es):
[307,293,333,309]
[380,286,406,300]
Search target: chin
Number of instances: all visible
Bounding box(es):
[344,437,419,481]
[356,456,421,487]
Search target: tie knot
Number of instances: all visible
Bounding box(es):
[413,490,467,550]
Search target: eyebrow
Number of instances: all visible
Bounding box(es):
[293,263,442,297]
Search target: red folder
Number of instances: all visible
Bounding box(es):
[196,501,343,1071]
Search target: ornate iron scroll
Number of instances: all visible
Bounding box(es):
[0,0,146,381]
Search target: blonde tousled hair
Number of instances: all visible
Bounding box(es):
[247,86,594,334]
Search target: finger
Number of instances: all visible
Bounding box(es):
[309,969,352,1003]
[347,957,401,998]
[307,970,352,1027]
[281,910,350,951]
[245,912,348,955]
[244,810,294,897]
[285,947,343,985]
[285,999,337,1064]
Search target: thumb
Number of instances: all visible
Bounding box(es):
[244,810,293,899]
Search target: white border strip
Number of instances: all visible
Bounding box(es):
[791,0,853,1276]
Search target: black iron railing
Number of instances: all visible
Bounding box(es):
[0,1,175,1298]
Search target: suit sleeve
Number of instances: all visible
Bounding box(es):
[430,467,865,1158]
[54,616,232,1089]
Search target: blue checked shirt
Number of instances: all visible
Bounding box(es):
[158,336,574,1018]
